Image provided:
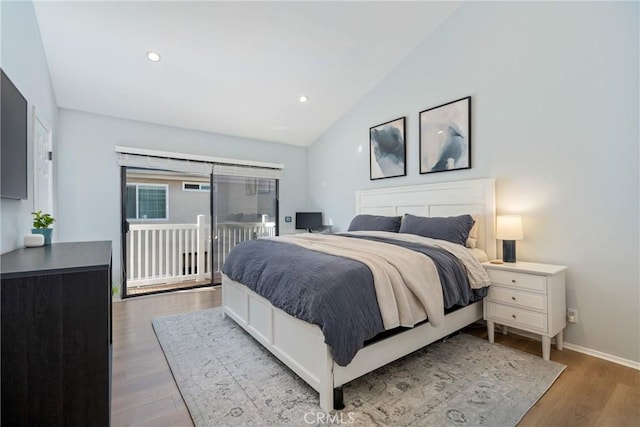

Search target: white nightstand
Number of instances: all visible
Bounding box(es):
[482,261,567,361]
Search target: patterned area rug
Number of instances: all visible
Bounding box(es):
[152,308,565,426]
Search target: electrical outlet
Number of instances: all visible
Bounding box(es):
[567,308,578,323]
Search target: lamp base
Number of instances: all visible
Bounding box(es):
[502,240,517,263]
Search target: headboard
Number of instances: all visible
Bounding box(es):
[355,178,496,260]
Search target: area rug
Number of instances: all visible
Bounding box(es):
[152,308,565,426]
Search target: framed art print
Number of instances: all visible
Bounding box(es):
[419,96,471,174]
[369,116,406,180]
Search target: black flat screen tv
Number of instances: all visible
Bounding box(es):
[295,212,322,232]
[1,69,28,200]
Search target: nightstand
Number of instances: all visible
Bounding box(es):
[483,261,567,361]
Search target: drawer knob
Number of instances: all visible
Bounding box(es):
[511,279,516,283]
[511,296,516,301]
[512,314,517,319]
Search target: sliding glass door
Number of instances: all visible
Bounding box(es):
[120,169,279,296]
[117,150,282,297]
[121,167,214,297]
[211,175,278,283]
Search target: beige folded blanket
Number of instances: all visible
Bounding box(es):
[270,233,444,329]
[342,230,491,289]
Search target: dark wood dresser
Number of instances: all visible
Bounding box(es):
[1,241,112,426]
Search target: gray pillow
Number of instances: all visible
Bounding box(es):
[347,214,402,232]
[399,214,475,246]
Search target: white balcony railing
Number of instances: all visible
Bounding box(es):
[127,214,275,288]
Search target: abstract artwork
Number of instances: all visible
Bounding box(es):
[369,117,406,180]
[419,96,471,174]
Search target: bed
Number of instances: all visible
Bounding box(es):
[221,178,496,411]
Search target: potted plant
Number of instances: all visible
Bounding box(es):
[31,211,55,245]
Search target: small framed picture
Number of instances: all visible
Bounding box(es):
[369,117,406,180]
[419,96,471,174]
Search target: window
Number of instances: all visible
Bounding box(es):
[182,181,215,192]
[126,183,168,220]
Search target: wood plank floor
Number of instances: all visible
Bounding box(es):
[112,288,220,427]
[111,289,639,426]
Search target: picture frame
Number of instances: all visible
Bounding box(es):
[419,96,471,174]
[245,179,256,196]
[369,116,406,180]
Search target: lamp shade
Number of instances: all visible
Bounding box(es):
[496,215,523,240]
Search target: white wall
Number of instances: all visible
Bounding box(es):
[56,109,308,288]
[308,2,639,363]
[0,1,58,253]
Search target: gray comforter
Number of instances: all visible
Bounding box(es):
[222,234,487,366]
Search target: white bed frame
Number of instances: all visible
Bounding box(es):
[222,178,496,411]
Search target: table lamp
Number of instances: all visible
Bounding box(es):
[496,215,523,263]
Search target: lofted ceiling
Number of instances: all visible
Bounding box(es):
[34,1,461,146]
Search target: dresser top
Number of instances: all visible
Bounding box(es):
[1,241,112,279]
[482,261,567,275]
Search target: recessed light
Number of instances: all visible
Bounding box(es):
[299,95,308,103]
[147,51,161,62]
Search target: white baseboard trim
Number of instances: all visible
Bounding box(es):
[495,325,640,370]
[561,342,640,371]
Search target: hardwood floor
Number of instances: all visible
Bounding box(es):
[112,287,220,427]
[111,289,639,426]
[465,326,640,427]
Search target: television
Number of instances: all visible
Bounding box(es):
[1,69,28,200]
[295,212,323,232]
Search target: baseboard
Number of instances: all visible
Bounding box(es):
[561,342,640,370]
[495,325,640,370]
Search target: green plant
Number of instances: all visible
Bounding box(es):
[31,211,55,229]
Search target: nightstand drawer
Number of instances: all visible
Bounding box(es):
[488,269,547,293]
[488,286,547,312]
[486,302,547,332]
